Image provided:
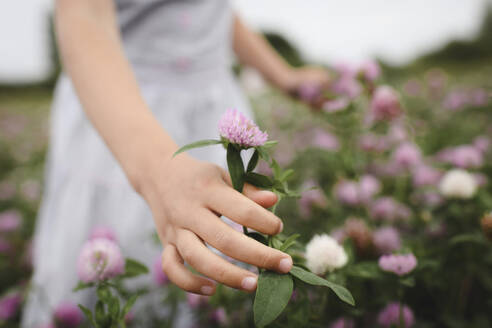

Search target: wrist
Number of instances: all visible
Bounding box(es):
[124,134,180,199]
[272,67,298,92]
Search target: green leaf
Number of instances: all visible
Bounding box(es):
[449,233,486,246]
[244,172,274,189]
[279,234,300,252]
[247,150,260,172]
[173,139,222,156]
[255,146,271,163]
[346,262,381,279]
[279,169,294,182]
[78,304,97,327]
[289,266,355,306]
[121,294,139,319]
[123,258,149,278]
[254,272,293,327]
[73,281,94,292]
[400,276,415,287]
[262,140,278,149]
[271,159,282,178]
[247,232,268,245]
[227,143,245,192]
[271,236,283,249]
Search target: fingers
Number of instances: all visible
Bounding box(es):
[220,170,278,209]
[176,229,258,292]
[192,209,293,274]
[206,184,282,235]
[161,244,216,295]
[242,183,278,208]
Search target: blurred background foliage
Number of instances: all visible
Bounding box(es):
[0,5,491,328]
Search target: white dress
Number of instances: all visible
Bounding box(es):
[22,0,251,326]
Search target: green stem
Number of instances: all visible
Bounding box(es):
[399,302,404,328]
[397,284,404,328]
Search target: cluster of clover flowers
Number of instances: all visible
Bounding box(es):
[174,109,355,328]
[73,228,149,328]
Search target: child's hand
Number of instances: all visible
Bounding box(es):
[141,154,293,295]
[283,66,332,109]
[286,66,331,91]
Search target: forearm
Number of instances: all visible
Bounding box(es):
[232,15,294,90]
[55,0,177,192]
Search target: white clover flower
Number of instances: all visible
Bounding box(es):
[439,169,478,199]
[305,234,348,275]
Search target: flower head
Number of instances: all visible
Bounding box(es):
[470,88,488,107]
[332,77,362,99]
[77,238,125,283]
[305,234,348,275]
[298,83,322,103]
[439,169,477,199]
[330,317,355,328]
[89,226,117,242]
[442,90,468,110]
[0,292,21,320]
[210,307,227,325]
[473,136,489,153]
[373,227,401,254]
[412,165,442,187]
[344,218,373,253]
[359,133,389,153]
[152,255,169,286]
[322,98,350,113]
[387,123,408,145]
[378,302,415,328]
[0,182,15,201]
[370,197,412,222]
[370,86,402,121]
[335,181,360,206]
[358,174,381,203]
[378,253,417,276]
[481,212,492,241]
[438,145,483,168]
[0,238,11,254]
[218,109,268,148]
[186,292,209,308]
[393,142,422,169]
[0,210,22,233]
[359,59,381,82]
[54,301,83,327]
[312,129,340,151]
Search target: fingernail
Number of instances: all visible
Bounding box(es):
[201,285,214,295]
[279,257,293,273]
[241,276,257,291]
[279,221,284,233]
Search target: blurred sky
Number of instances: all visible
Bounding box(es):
[0,0,490,83]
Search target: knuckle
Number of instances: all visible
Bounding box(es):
[242,205,258,222]
[161,252,172,273]
[180,246,196,265]
[212,264,229,282]
[195,172,218,191]
[258,249,275,268]
[178,280,194,292]
[213,231,232,250]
